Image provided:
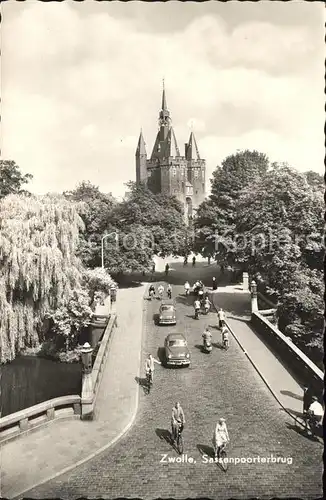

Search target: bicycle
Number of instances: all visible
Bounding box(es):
[222,337,229,350]
[303,411,323,437]
[146,370,153,394]
[172,422,184,454]
[216,443,228,472]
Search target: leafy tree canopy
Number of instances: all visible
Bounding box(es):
[0,194,87,362]
[194,150,269,262]
[0,160,33,199]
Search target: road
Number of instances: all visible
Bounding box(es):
[24,273,322,499]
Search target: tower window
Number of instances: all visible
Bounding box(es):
[194,169,199,178]
[171,166,176,176]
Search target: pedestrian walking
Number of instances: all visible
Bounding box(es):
[165,263,170,276]
[212,277,218,291]
[192,256,196,267]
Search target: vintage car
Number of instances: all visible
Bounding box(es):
[164,333,191,367]
[158,300,177,325]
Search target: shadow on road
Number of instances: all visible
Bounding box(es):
[153,313,159,325]
[194,344,204,351]
[157,347,166,364]
[280,390,303,401]
[285,421,321,442]
[283,408,304,418]
[155,428,172,445]
[175,295,193,306]
[197,443,214,458]
[212,342,224,350]
[134,376,149,395]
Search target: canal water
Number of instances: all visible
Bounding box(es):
[0,356,82,417]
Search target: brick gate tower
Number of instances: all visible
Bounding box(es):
[135,83,206,224]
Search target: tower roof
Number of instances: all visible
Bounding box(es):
[186,131,200,160]
[136,130,147,156]
[164,127,180,158]
[162,80,168,111]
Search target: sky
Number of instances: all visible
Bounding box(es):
[1,1,325,199]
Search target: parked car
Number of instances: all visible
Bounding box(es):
[158,300,176,325]
[164,333,191,367]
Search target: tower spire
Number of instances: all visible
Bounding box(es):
[158,80,171,136]
[162,78,168,111]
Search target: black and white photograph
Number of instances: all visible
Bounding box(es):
[0,1,324,499]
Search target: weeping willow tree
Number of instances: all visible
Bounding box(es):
[0,194,86,363]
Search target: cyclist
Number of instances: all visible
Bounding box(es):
[184,281,190,295]
[145,353,161,383]
[157,284,164,299]
[171,402,185,443]
[221,325,229,348]
[213,417,229,460]
[149,284,155,299]
[202,327,212,348]
[167,284,172,299]
[306,396,324,433]
[183,256,188,266]
[203,296,211,314]
[194,298,201,319]
[217,308,226,330]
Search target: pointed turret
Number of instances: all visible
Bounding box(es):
[136,129,147,156]
[135,129,147,184]
[163,128,180,158]
[185,131,200,160]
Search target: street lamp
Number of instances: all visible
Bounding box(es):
[80,342,93,374]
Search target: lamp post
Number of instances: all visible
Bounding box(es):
[250,280,258,313]
[80,342,94,419]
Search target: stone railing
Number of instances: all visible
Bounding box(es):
[81,312,117,419]
[251,311,324,396]
[0,395,81,444]
[0,312,118,441]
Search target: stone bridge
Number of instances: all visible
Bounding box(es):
[1,257,323,499]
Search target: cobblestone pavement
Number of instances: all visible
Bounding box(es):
[24,279,323,499]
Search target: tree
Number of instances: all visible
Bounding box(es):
[304,170,324,191]
[101,182,189,275]
[233,164,324,357]
[234,164,324,289]
[0,160,33,199]
[64,181,116,268]
[0,193,87,363]
[194,150,269,265]
[83,267,117,305]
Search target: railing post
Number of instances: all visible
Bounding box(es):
[19,418,29,432]
[243,272,249,291]
[80,343,94,420]
[46,408,55,420]
[251,280,258,313]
